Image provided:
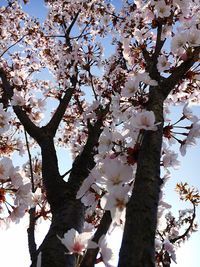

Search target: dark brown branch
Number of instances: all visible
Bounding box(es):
[44,11,80,137]
[74,94,84,114]
[70,18,92,41]
[61,168,72,178]
[24,129,37,264]
[118,88,164,267]
[31,108,108,267]
[40,138,65,210]
[67,117,105,196]
[153,24,166,60]
[44,35,66,38]
[66,10,81,36]
[13,105,43,141]
[162,251,171,267]
[142,46,161,81]
[162,46,200,98]
[80,211,112,267]
[0,67,14,107]
[142,24,165,81]
[170,203,196,244]
[27,207,37,264]
[44,87,75,137]
[0,68,43,141]
[142,47,152,66]
[98,3,124,20]
[89,71,98,100]
[0,35,27,58]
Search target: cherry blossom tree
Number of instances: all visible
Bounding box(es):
[0,1,200,267]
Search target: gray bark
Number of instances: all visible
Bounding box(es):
[118,88,165,267]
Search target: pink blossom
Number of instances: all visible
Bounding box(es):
[171,33,187,56]
[57,228,96,255]
[131,110,159,131]
[154,1,171,18]
[101,185,131,224]
[121,77,139,97]
[0,157,14,180]
[186,28,200,47]
[163,239,177,263]
[183,103,199,122]
[0,104,10,134]
[98,127,113,154]
[162,150,180,169]
[157,55,170,73]
[11,90,25,106]
[97,157,133,189]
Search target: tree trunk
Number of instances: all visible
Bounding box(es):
[30,138,85,267]
[118,88,164,267]
[32,200,85,267]
[30,119,103,267]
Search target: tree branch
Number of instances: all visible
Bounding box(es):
[80,211,112,267]
[0,34,27,58]
[27,207,37,264]
[142,24,165,81]
[118,88,164,267]
[162,46,200,99]
[24,128,37,263]
[44,10,81,137]
[0,68,43,141]
[65,10,81,36]
[67,117,104,197]
[153,24,166,61]
[44,87,75,137]
[170,203,196,244]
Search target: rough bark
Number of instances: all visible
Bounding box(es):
[0,67,105,267]
[118,88,165,267]
[30,118,104,267]
[117,42,199,266]
[32,200,84,267]
[27,207,37,264]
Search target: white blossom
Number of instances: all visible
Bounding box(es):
[157,55,170,73]
[171,33,187,56]
[57,228,96,255]
[0,104,10,134]
[186,28,200,47]
[154,1,171,18]
[121,77,139,97]
[130,110,159,131]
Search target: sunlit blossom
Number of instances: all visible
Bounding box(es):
[57,228,96,255]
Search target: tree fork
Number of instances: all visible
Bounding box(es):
[31,117,104,267]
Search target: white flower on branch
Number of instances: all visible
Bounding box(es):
[130,110,159,131]
[157,55,170,73]
[57,228,97,255]
[0,103,10,134]
[154,1,171,18]
[11,89,25,106]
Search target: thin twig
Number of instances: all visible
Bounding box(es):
[0,35,27,58]
[89,71,98,100]
[61,168,72,178]
[170,203,196,243]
